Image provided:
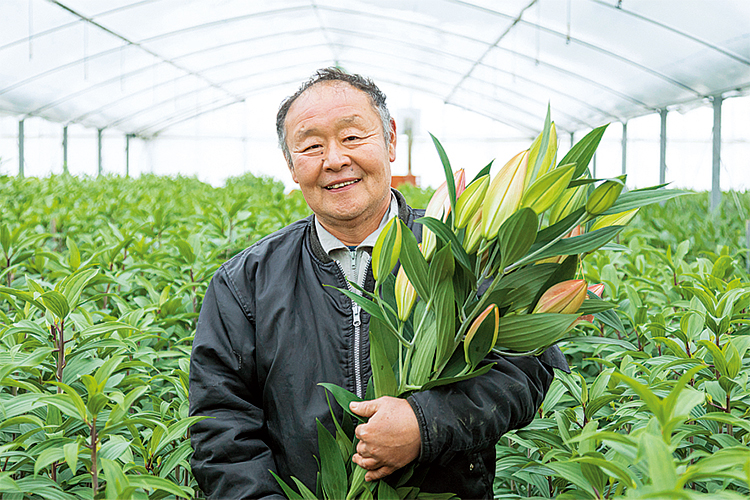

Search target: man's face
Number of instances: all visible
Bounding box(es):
[285,82,396,235]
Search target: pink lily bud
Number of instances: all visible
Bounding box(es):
[578,283,605,323]
[482,151,528,240]
[421,169,465,260]
[533,279,588,314]
[455,175,489,229]
[463,304,499,364]
[395,266,418,322]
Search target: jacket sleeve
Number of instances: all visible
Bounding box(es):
[407,346,568,466]
[189,267,284,500]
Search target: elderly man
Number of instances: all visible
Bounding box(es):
[189,67,568,499]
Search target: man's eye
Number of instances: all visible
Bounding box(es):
[345,136,360,142]
[302,144,322,152]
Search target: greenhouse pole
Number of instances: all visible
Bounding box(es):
[63,125,69,175]
[97,128,103,177]
[592,153,597,178]
[18,119,24,178]
[125,134,132,178]
[659,109,667,185]
[711,95,722,213]
[621,122,627,175]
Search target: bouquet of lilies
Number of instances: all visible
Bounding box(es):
[274,110,682,500]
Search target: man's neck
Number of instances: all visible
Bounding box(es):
[318,198,391,247]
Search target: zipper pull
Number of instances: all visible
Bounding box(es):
[352,302,361,327]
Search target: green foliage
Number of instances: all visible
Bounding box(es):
[3,171,749,499]
[0,173,311,499]
[494,208,750,499]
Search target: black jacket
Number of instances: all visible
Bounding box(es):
[189,190,569,499]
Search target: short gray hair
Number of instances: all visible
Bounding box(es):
[276,67,392,169]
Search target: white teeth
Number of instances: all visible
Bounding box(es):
[326,180,358,189]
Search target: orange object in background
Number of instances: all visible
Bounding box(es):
[391,175,418,188]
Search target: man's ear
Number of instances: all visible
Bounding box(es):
[388,118,397,162]
[289,163,299,184]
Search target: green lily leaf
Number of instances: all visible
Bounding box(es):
[317,419,348,500]
[496,207,538,269]
[429,133,457,218]
[417,216,473,275]
[559,124,608,179]
[494,313,580,352]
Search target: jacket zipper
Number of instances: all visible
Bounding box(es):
[335,249,371,398]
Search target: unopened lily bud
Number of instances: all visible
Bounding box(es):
[482,151,528,240]
[463,304,499,364]
[586,176,626,216]
[422,169,466,260]
[590,208,639,231]
[549,184,587,225]
[533,279,588,314]
[462,209,484,254]
[578,283,605,323]
[395,266,417,321]
[521,163,576,214]
[525,122,558,187]
[455,175,489,229]
[372,218,402,281]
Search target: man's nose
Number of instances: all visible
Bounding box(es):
[322,141,351,170]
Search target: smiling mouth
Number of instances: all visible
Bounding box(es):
[325,179,359,190]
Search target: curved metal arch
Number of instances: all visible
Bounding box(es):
[102,49,335,129]
[590,0,750,67]
[124,1,656,108]
[1,0,244,103]
[28,26,325,117]
[103,34,619,135]
[122,50,542,136]
[10,0,652,124]
[322,26,622,124]
[445,0,704,97]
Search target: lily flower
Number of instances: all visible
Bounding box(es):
[422,169,466,260]
[455,175,489,229]
[586,175,626,216]
[395,266,418,322]
[578,283,605,324]
[482,151,528,240]
[463,304,499,364]
[533,279,588,314]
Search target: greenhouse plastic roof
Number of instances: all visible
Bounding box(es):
[2,0,750,139]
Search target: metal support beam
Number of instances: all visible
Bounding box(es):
[711,95,723,212]
[592,153,597,178]
[125,134,131,178]
[621,122,627,175]
[659,108,667,185]
[18,119,24,178]
[97,128,103,177]
[62,125,68,174]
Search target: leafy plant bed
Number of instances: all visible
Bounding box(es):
[1,173,749,499]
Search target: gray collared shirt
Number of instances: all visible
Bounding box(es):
[315,194,399,288]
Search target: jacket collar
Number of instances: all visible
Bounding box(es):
[308,188,413,264]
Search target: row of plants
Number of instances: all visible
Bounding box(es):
[0,173,310,499]
[493,227,750,498]
[1,170,750,498]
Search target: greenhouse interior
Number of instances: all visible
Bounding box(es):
[2,1,750,499]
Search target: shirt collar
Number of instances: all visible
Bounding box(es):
[315,194,398,255]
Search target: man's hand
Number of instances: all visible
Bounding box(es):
[349,396,421,481]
